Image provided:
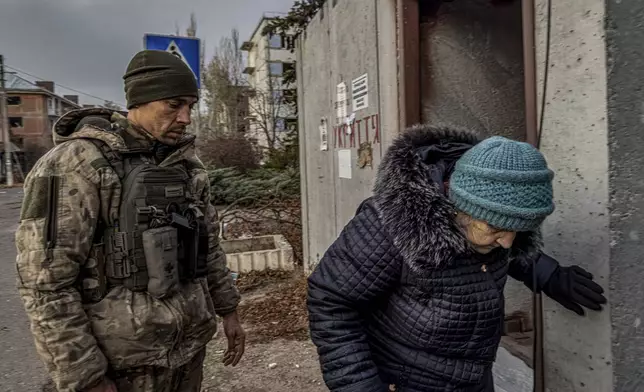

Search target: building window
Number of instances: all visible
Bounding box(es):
[283,89,296,100]
[285,35,295,50]
[272,90,283,103]
[48,98,55,114]
[268,61,283,76]
[283,62,295,80]
[268,33,283,49]
[10,136,24,149]
[275,118,286,132]
[270,76,285,88]
[275,118,297,133]
[286,119,298,132]
[7,96,21,106]
[8,117,23,128]
[269,34,295,50]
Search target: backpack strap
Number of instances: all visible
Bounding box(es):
[89,139,126,180]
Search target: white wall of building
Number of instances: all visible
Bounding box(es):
[243,17,297,152]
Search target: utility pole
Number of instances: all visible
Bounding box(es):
[0,55,13,186]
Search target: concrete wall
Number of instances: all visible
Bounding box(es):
[421,0,526,141]
[535,0,613,390]
[420,0,532,323]
[298,0,398,271]
[605,0,644,390]
[298,0,644,389]
[419,0,640,389]
[298,5,335,270]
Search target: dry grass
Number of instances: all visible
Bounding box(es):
[237,273,310,344]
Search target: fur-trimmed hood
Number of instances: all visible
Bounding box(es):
[373,124,541,274]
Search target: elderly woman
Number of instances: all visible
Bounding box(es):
[307,126,606,392]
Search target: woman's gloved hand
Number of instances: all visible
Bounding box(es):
[543,265,607,316]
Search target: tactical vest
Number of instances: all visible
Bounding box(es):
[82,139,209,302]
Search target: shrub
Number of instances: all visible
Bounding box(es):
[200,132,261,171]
[208,167,300,207]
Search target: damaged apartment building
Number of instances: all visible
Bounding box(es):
[1,75,81,178]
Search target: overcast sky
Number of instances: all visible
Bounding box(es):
[0,0,294,107]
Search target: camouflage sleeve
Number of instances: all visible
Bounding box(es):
[203,188,241,316]
[15,141,110,392]
[187,163,241,316]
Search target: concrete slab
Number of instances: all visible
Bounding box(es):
[222,235,295,273]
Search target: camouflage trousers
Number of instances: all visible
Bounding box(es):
[109,349,206,392]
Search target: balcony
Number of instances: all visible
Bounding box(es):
[241,41,254,51]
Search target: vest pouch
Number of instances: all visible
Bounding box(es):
[142,226,180,299]
[79,243,108,304]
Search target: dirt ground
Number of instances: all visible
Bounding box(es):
[201,271,327,392]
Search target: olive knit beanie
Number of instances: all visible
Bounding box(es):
[123,50,198,109]
[448,136,555,231]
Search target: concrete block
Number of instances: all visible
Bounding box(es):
[221,235,295,273]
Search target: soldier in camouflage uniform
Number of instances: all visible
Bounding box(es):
[15,50,245,392]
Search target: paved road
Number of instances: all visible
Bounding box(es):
[0,187,48,391]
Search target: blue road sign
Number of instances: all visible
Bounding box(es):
[143,34,201,88]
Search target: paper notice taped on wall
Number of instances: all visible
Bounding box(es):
[352,73,368,112]
[338,149,352,179]
[336,82,348,125]
[319,118,328,151]
[345,113,356,129]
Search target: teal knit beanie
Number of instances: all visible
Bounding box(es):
[448,136,555,231]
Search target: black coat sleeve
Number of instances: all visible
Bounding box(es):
[307,203,401,392]
[508,253,559,291]
[507,231,559,291]
[508,231,559,291]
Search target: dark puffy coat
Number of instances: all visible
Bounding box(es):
[307,126,559,392]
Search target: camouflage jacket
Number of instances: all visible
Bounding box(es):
[15,108,240,392]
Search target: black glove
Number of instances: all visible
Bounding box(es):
[543,265,607,316]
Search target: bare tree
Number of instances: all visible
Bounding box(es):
[186,13,197,37]
[178,12,208,139]
[246,74,296,156]
[202,28,248,137]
